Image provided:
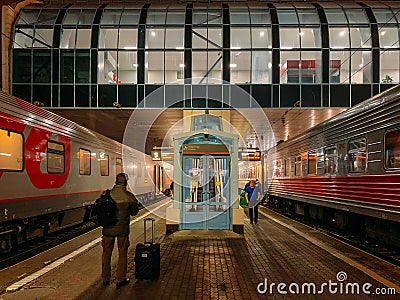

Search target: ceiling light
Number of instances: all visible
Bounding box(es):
[132,63,138,67]
[124,46,137,50]
[299,32,304,36]
[229,63,237,68]
[381,31,386,36]
[359,63,363,68]
[176,46,184,50]
[179,63,185,68]
[232,47,241,50]
[268,62,272,69]
[259,31,265,37]
[339,31,345,36]
[151,31,156,37]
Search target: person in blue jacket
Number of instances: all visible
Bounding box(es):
[245,180,261,224]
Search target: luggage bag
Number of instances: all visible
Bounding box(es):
[134,218,160,280]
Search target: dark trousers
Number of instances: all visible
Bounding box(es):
[102,236,130,282]
[249,204,259,223]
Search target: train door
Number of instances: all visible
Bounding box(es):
[181,155,231,230]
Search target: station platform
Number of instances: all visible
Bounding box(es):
[1,199,399,300]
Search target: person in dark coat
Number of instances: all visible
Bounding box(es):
[101,173,138,288]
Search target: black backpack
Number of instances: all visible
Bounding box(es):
[92,190,117,227]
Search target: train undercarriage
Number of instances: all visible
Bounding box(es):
[266,195,400,250]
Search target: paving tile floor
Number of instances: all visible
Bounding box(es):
[2,205,399,300]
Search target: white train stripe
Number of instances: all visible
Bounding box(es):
[6,200,171,293]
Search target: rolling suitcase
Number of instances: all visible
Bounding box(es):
[134,218,160,280]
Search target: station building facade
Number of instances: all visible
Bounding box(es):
[7,1,400,109]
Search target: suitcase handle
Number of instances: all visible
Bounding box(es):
[144,218,155,244]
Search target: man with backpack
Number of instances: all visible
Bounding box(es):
[100,173,139,288]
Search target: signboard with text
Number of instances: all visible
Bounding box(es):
[240,150,261,161]
[182,144,230,155]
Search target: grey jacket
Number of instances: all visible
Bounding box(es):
[102,185,139,237]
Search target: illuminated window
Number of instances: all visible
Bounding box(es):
[285,158,291,177]
[79,148,91,175]
[116,157,123,174]
[308,153,317,175]
[47,141,65,174]
[0,129,23,171]
[295,155,302,176]
[348,138,367,173]
[100,154,109,176]
[275,159,282,177]
[324,147,338,175]
[385,129,400,169]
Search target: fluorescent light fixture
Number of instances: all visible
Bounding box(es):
[132,63,139,67]
[359,63,363,68]
[299,32,305,36]
[176,46,184,50]
[259,31,265,37]
[339,31,345,36]
[331,46,345,49]
[232,46,241,50]
[280,47,293,50]
[0,152,11,157]
[229,63,237,68]
[381,31,386,36]
[151,31,156,37]
[179,63,185,68]
[124,46,137,50]
[268,62,272,69]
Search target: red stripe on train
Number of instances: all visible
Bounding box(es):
[269,174,400,207]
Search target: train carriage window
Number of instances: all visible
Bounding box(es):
[385,129,400,169]
[79,149,91,175]
[284,158,291,177]
[47,141,65,173]
[295,155,302,176]
[308,153,317,175]
[324,147,338,175]
[275,160,282,177]
[0,129,23,171]
[100,154,109,176]
[348,138,367,173]
[116,157,122,174]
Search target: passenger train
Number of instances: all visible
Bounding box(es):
[263,85,400,248]
[0,92,169,254]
